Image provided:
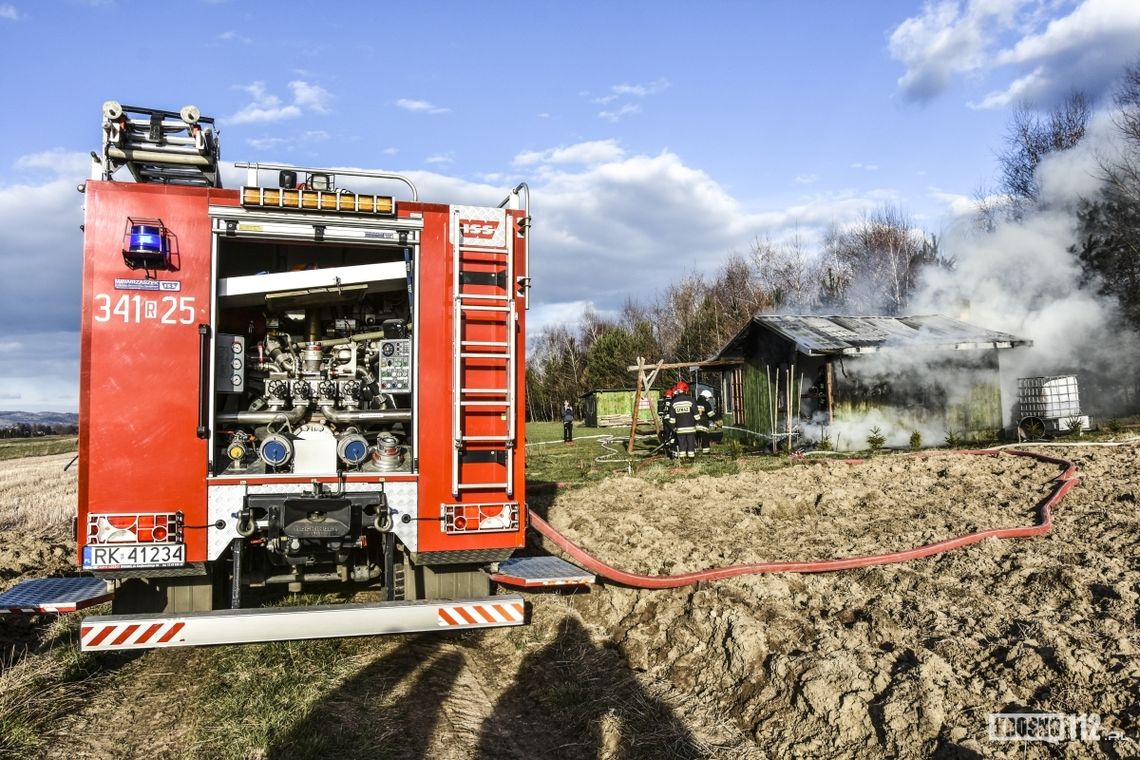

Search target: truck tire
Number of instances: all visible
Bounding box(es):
[111,570,222,614]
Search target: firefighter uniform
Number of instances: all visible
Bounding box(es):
[695,390,715,454]
[668,386,701,459]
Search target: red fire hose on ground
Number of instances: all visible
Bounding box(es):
[516,450,1080,590]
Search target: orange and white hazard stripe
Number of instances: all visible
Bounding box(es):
[436,600,525,628]
[81,620,186,650]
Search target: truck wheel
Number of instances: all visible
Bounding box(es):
[418,564,490,600]
[111,571,222,614]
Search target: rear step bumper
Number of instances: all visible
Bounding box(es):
[79,595,527,651]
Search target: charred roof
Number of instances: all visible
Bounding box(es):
[714,314,1033,359]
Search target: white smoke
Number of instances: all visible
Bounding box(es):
[790,107,1140,449]
[913,108,1140,421]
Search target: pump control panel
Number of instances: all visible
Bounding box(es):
[216,334,245,393]
[378,339,412,393]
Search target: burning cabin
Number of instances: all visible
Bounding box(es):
[712,315,1032,450]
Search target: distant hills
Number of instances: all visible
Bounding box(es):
[0,411,79,428]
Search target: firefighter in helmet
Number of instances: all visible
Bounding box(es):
[667,381,701,460]
[695,388,716,454]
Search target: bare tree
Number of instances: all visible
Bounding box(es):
[650,271,708,360]
[998,92,1090,209]
[750,234,818,310]
[823,205,945,314]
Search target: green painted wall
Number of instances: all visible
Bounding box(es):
[588,390,660,425]
[724,361,778,445]
[945,381,1003,436]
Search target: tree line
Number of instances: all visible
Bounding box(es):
[0,423,78,438]
[528,59,1140,421]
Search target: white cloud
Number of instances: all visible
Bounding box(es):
[0,331,79,411]
[246,136,288,150]
[888,0,1016,102]
[0,4,20,20]
[290,81,331,114]
[0,341,23,352]
[383,147,399,155]
[488,151,887,313]
[513,140,625,167]
[997,0,1140,65]
[794,173,819,185]
[891,0,1140,107]
[15,149,89,178]
[928,188,993,217]
[611,79,670,97]
[425,154,453,165]
[850,162,880,171]
[537,112,551,119]
[396,98,450,115]
[975,0,1140,108]
[589,78,669,121]
[217,30,251,43]
[245,130,328,152]
[229,82,303,124]
[0,172,85,340]
[227,81,331,125]
[599,103,641,122]
[528,301,602,337]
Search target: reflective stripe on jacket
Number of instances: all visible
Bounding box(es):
[667,393,701,434]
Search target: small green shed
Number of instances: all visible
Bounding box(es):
[579,388,662,428]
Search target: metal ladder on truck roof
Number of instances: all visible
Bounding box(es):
[451,207,517,497]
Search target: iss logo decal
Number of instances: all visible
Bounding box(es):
[459,219,500,240]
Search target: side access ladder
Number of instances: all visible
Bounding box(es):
[451,207,519,497]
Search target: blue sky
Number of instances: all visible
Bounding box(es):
[1,0,1138,411]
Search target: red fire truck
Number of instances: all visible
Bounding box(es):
[0,103,591,650]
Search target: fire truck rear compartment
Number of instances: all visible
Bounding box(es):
[212,235,415,478]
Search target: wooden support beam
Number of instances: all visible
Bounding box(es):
[625,359,736,372]
[627,357,646,454]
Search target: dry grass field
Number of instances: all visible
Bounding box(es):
[0,452,76,531]
[1,441,1138,758]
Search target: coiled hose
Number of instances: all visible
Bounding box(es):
[521,449,1080,589]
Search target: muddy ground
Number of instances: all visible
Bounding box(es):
[1,445,1137,759]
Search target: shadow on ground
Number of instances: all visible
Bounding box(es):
[476,615,701,759]
[265,633,460,759]
[261,613,699,760]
